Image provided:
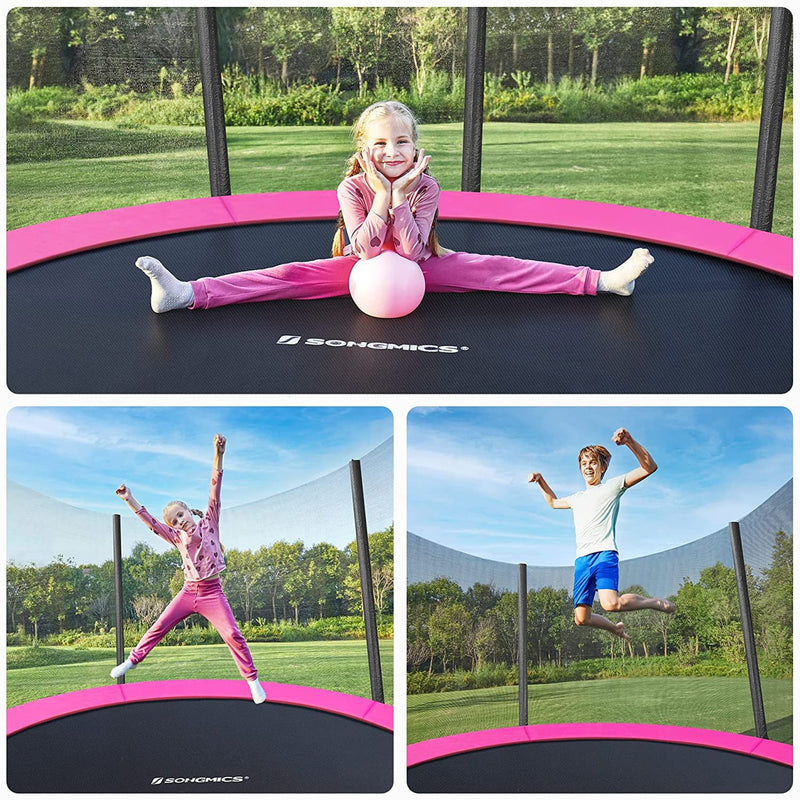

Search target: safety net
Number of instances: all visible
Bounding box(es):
[407,480,792,745]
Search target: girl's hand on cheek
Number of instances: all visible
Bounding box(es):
[357,148,391,196]
[393,149,431,201]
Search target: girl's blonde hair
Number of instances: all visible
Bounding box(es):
[332,100,441,257]
[163,500,225,553]
[163,500,204,524]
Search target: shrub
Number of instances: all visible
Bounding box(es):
[7,86,79,126]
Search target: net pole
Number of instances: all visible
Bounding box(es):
[750,7,791,231]
[518,563,528,726]
[112,514,125,684]
[350,460,384,703]
[196,8,231,197]
[728,521,768,738]
[461,7,486,192]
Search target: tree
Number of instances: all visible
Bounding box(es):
[261,540,304,622]
[528,586,565,667]
[428,603,471,672]
[574,7,633,85]
[132,594,166,628]
[398,7,460,95]
[331,8,390,97]
[6,8,60,89]
[344,527,394,622]
[754,531,792,668]
[699,8,743,84]
[223,548,266,623]
[306,542,346,618]
[246,8,324,86]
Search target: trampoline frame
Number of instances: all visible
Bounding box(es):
[407,722,792,769]
[7,678,393,736]
[7,190,792,277]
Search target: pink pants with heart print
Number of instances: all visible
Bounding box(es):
[128,576,257,680]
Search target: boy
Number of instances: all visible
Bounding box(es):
[528,427,675,640]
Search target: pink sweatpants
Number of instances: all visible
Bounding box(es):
[129,577,257,680]
[190,251,600,309]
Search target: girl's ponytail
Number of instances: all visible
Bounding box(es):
[331,154,364,257]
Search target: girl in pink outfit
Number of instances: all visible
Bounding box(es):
[112,434,266,704]
[134,100,653,313]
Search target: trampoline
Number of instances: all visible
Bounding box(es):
[407,723,792,793]
[7,191,791,394]
[7,679,393,792]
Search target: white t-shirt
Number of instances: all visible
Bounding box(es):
[563,474,628,558]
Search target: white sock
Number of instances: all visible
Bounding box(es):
[597,248,654,296]
[248,678,267,704]
[110,658,137,679]
[135,256,195,313]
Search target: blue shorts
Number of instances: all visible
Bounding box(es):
[573,551,619,607]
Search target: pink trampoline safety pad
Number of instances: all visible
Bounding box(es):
[7,191,792,278]
[7,679,393,735]
[407,722,793,768]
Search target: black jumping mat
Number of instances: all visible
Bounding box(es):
[7,220,791,394]
[407,738,792,793]
[8,698,392,792]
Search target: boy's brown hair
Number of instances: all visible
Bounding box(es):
[578,445,612,475]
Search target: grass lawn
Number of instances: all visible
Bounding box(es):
[407,676,792,745]
[7,119,792,236]
[7,640,393,708]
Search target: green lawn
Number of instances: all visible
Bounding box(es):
[7,640,393,707]
[408,676,792,745]
[7,119,792,236]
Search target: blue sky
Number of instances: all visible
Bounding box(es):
[7,406,392,515]
[408,406,791,565]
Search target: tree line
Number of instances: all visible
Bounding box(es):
[8,7,775,96]
[7,527,393,642]
[408,531,791,679]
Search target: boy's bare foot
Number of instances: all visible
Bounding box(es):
[135,256,194,313]
[597,248,654,296]
[656,598,676,613]
[614,621,631,640]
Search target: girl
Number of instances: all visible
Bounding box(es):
[134,100,653,313]
[112,433,266,704]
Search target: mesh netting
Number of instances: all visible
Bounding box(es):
[8,438,393,706]
[407,480,792,744]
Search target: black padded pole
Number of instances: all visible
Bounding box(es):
[729,521,768,738]
[518,563,528,725]
[112,514,125,684]
[196,7,231,196]
[462,7,487,192]
[750,8,792,231]
[350,460,384,703]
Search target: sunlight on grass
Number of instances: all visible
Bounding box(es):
[7,640,394,707]
[7,120,792,235]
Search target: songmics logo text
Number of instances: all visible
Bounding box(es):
[277,335,468,354]
[151,776,248,785]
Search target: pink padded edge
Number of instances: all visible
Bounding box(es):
[7,679,393,735]
[406,723,792,768]
[7,191,791,277]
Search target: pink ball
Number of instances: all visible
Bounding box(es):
[348,251,426,318]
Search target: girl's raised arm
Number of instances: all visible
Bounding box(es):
[207,434,225,524]
[116,484,178,544]
[115,483,143,513]
[213,433,226,472]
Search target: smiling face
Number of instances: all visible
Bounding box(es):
[578,445,611,487]
[164,502,196,533]
[362,115,417,180]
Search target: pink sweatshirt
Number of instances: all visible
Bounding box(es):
[336,172,440,262]
[135,468,226,581]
